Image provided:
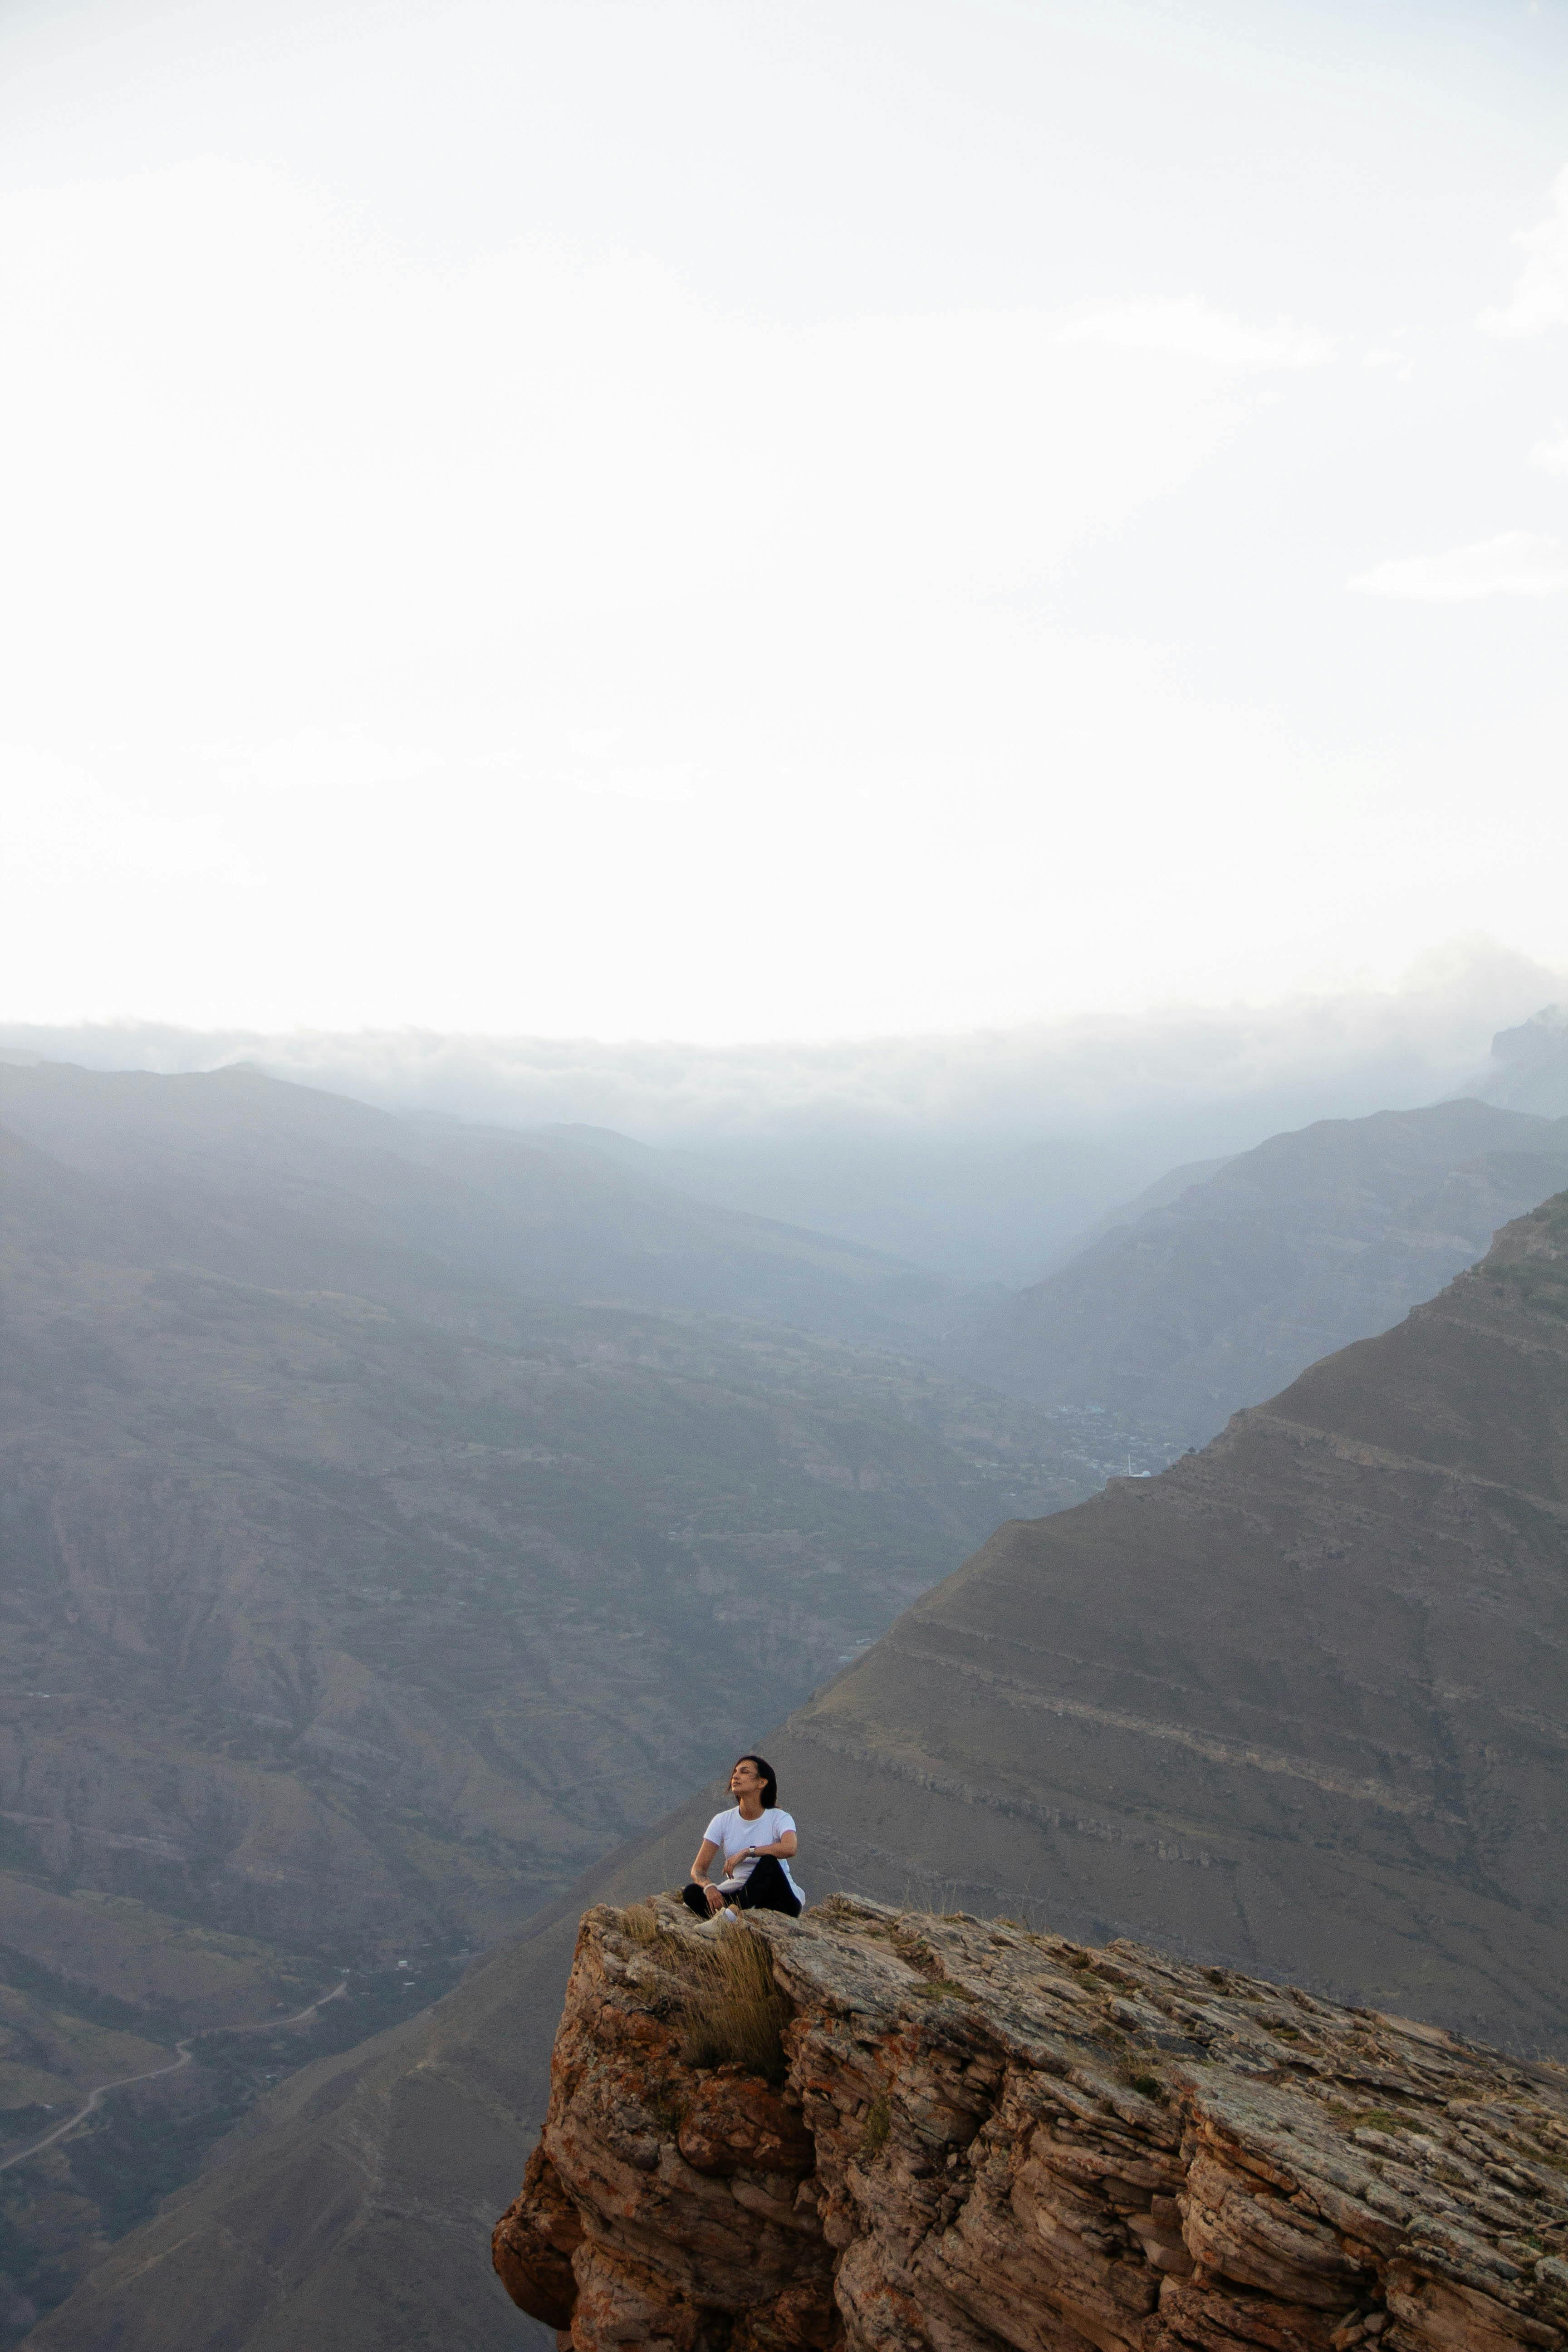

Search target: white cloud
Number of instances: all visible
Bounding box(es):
[1056,299,1332,370]
[2,748,256,885]
[563,730,698,804]
[0,161,1266,723]
[1479,165,1568,338]
[1347,531,1568,602]
[1532,429,1568,477]
[243,729,441,797]
[571,763,697,805]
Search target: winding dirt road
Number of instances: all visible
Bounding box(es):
[0,1978,348,2176]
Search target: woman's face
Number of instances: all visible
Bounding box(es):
[730,1759,765,1803]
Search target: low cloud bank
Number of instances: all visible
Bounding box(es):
[3,945,1558,1148]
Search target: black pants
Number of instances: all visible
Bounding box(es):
[681,1855,801,1920]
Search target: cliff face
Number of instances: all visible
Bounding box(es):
[497,1899,1568,2352]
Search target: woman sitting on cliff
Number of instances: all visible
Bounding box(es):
[681,1755,804,1921]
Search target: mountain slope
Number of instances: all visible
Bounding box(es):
[789,1183,1568,2036]
[956,1097,1568,1443]
[0,1099,1109,1946]
[0,1063,1089,1973]
[30,1186,1568,2352]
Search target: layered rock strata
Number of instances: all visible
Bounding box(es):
[496,1898,1568,2352]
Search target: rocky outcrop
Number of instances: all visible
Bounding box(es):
[496,1898,1568,2352]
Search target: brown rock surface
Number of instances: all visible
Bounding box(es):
[498,1899,1568,2352]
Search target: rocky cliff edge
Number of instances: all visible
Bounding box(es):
[495,1897,1568,2352]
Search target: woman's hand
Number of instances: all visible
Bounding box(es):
[703,1883,726,1914]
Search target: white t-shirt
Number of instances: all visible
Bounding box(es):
[702,1806,804,1902]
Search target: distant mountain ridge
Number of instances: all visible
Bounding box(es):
[15,994,1557,1284]
[30,1183,1568,2352]
[0,1059,957,1343]
[1059,1151,1235,1254]
[950,1097,1568,1443]
[1474,1004,1568,1116]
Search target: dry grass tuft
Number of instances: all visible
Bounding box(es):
[669,1927,791,2083]
[618,1901,662,1946]
[605,1902,790,2082]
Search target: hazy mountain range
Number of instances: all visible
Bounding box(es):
[3,1053,1567,2341]
[0,1060,1134,2331]
[26,1184,1565,2352]
[6,989,1567,1280]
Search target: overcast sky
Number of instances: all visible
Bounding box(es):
[3,0,1566,1046]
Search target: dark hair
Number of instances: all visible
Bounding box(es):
[734,1754,777,1808]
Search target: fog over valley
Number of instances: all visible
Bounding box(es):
[5,958,1568,1279]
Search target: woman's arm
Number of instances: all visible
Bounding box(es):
[688,1837,729,1915]
[735,1829,796,1860]
[688,1837,720,1883]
